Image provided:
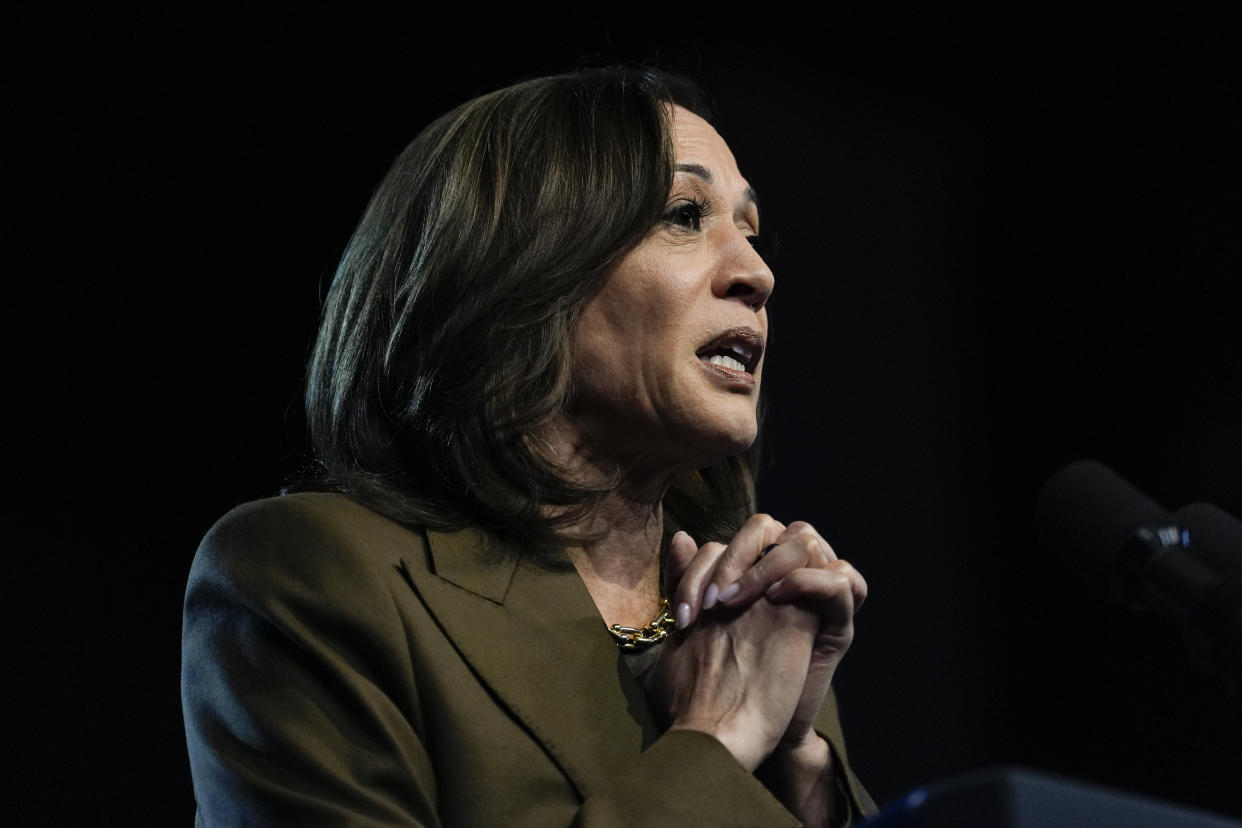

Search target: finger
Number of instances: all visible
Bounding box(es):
[765,560,868,622]
[664,531,699,592]
[716,522,834,608]
[774,521,838,564]
[715,530,824,609]
[703,513,786,606]
[670,540,728,629]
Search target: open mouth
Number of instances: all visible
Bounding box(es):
[696,327,764,375]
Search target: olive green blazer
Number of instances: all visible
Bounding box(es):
[182,492,876,826]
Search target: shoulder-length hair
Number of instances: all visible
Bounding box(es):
[294,66,761,565]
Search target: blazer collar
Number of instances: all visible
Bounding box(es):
[401,526,662,799]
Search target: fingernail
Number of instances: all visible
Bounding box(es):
[676,601,691,629]
[703,582,720,610]
[765,579,784,598]
[718,581,740,603]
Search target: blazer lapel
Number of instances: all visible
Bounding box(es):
[400,526,662,800]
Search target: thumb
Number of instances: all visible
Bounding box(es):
[664,530,698,598]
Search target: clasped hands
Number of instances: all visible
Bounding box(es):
[647,515,866,773]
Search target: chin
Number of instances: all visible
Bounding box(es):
[682,418,758,468]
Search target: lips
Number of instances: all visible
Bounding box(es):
[696,327,764,375]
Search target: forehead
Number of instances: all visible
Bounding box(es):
[670,106,748,187]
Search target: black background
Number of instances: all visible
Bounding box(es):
[9,4,1241,823]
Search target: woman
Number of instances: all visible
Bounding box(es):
[182,66,876,826]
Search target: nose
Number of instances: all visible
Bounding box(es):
[712,229,774,312]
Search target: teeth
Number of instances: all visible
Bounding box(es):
[730,344,750,359]
[707,354,747,372]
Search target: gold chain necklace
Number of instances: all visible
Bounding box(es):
[606,598,677,651]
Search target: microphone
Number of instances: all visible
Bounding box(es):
[1175,501,1242,575]
[1037,459,1242,700]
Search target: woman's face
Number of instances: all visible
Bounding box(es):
[566,105,774,482]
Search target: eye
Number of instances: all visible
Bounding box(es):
[662,198,710,232]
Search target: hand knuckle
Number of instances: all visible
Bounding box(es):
[754,513,785,532]
[794,534,824,561]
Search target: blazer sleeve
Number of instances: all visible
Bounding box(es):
[182,499,442,827]
[817,689,880,824]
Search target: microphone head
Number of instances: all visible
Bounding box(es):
[1037,458,1174,575]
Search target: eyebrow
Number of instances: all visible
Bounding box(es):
[675,163,760,213]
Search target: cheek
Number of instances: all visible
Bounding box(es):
[572,255,706,381]
[569,322,620,387]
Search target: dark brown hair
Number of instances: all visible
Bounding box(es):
[295,66,760,565]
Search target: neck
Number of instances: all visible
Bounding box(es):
[567,488,668,629]
[541,421,673,627]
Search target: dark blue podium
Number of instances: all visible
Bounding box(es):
[861,767,1242,827]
